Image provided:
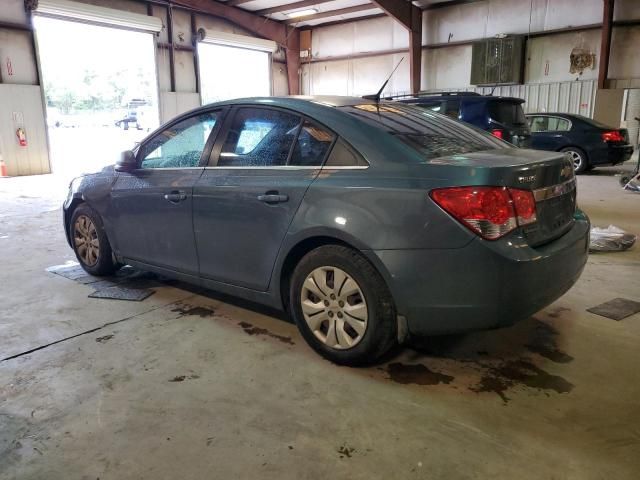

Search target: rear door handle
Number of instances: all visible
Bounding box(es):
[257,193,289,204]
[164,191,187,203]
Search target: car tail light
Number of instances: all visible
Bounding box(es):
[491,129,504,139]
[602,130,624,142]
[509,188,537,226]
[430,186,537,240]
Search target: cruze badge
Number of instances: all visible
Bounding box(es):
[518,175,536,183]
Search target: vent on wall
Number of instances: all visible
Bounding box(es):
[471,36,525,86]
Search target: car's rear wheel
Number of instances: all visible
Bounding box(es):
[561,147,588,174]
[70,204,119,276]
[289,245,396,366]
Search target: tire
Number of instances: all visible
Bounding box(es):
[561,147,589,174]
[70,204,119,276]
[289,245,397,366]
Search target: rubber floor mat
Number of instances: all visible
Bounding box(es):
[47,263,158,301]
[587,298,640,321]
[88,286,155,301]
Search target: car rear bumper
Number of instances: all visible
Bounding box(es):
[591,144,634,165]
[367,211,590,336]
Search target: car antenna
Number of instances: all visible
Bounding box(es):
[362,57,404,102]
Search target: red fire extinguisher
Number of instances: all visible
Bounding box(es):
[16,127,27,147]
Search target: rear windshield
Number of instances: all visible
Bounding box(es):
[340,103,506,160]
[489,101,527,126]
[574,115,614,129]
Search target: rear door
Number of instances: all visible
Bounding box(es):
[527,115,573,151]
[110,109,222,275]
[193,106,335,291]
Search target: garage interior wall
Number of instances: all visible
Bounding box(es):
[301,0,640,112]
[0,0,290,175]
[2,0,640,175]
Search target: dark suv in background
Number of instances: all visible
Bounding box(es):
[393,92,532,148]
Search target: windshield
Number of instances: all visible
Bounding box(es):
[340,103,506,160]
[489,101,527,126]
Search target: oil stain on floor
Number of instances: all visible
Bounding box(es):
[470,359,574,403]
[171,304,216,318]
[382,315,575,403]
[238,321,295,345]
[385,363,454,386]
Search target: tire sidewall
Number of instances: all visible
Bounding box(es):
[290,246,395,365]
[70,205,115,276]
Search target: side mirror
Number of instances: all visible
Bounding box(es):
[115,150,137,172]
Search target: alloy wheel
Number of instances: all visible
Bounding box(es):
[567,150,583,171]
[74,215,99,267]
[300,266,368,350]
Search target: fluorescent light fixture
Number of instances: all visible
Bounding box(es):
[286,8,318,18]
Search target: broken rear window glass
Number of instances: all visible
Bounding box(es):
[340,103,505,160]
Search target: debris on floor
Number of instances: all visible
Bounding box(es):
[620,171,640,192]
[587,298,640,321]
[169,374,200,382]
[589,225,636,252]
[337,443,356,458]
[47,262,158,301]
[95,334,114,343]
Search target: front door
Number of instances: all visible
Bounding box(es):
[193,106,335,290]
[110,110,221,275]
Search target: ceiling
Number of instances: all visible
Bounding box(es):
[218,0,465,28]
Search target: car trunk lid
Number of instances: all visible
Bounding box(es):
[424,149,577,246]
[487,99,531,148]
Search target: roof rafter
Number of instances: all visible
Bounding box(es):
[254,0,337,17]
[283,4,377,25]
[370,0,423,93]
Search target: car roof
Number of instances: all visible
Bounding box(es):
[200,95,375,110]
[526,112,576,117]
[400,95,525,104]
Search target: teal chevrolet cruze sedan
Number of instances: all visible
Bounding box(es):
[63,96,589,365]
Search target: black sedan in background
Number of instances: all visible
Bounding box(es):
[526,113,634,173]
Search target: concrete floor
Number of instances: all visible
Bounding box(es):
[1,165,639,480]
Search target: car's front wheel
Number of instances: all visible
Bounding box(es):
[289,245,397,366]
[561,146,589,174]
[70,204,119,276]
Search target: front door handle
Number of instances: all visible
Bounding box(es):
[164,191,187,203]
[257,193,289,204]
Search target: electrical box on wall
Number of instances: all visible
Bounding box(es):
[471,36,525,86]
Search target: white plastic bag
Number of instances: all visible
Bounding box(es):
[589,225,636,252]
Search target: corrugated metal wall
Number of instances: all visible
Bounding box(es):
[623,89,640,149]
[0,85,51,176]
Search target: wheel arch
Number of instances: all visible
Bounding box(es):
[64,197,85,247]
[558,144,590,161]
[275,231,395,316]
